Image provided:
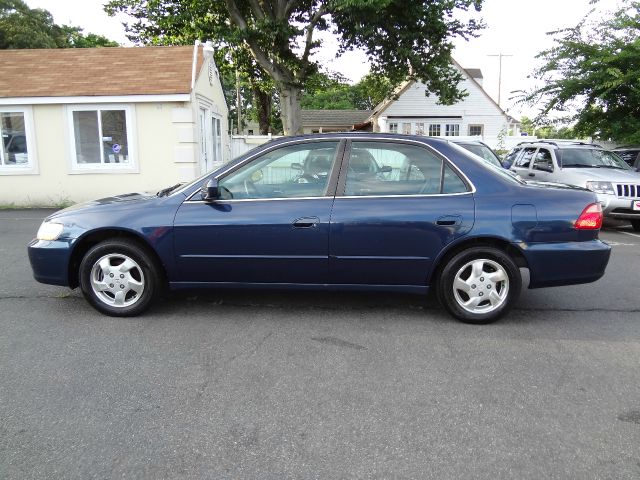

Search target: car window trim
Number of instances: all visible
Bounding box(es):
[335,138,475,198]
[184,138,346,202]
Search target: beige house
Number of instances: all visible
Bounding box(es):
[0,44,229,206]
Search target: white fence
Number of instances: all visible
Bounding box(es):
[229,134,605,160]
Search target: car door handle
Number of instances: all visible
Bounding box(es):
[528,172,535,177]
[436,215,461,226]
[293,216,320,228]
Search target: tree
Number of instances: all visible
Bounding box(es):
[521,1,640,143]
[0,0,118,49]
[105,0,484,135]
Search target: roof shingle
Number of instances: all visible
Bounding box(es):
[0,46,201,98]
[301,109,373,127]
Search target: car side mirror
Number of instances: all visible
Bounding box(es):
[291,162,303,171]
[201,179,219,202]
[502,161,511,169]
[378,165,393,173]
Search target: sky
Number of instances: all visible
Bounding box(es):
[26,0,624,118]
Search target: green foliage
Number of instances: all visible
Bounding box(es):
[301,71,397,110]
[0,0,118,49]
[520,1,640,143]
[105,0,485,134]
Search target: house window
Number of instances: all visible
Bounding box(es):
[468,124,484,136]
[402,123,411,135]
[388,122,398,134]
[428,124,441,136]
[68,105,135,172]
[0,107,36,174]
[311,129,320,134]
[445,124,460,136]
[415,123,425,135]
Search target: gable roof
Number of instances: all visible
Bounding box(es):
[464,68,483,80]
[0,46,202,98]
[302,109,373,127]
[369,59,518,123]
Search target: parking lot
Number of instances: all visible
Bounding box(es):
[1,209,639,479]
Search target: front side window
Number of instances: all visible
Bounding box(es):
[218,141,339,199]
[69,106,134,170]
[0,109,34,172]
[445,124,460,136]
[429,124,441,136]
[344,141,468,196]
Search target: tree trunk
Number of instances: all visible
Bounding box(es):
[278,83,303,135]
[253,86,272,135]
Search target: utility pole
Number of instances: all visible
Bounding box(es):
[235,69,242,135]
[487,53,513,107]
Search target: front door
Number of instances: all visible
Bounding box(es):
[329,140,475,287]
[173,140,343,285]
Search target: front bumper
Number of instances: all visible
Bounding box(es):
[597,193,640,219]
[521,239,611,289]
[28,238,75,286]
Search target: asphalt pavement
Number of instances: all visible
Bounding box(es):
[1,209,639,479]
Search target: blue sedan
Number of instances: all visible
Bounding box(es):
[28,134,611,324]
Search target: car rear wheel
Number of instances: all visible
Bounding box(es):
[631,220,640,232]
[437,247,521,324]
[79,239,160,317]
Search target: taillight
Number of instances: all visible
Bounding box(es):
[575,203,603,230]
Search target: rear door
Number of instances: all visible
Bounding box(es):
[328,140,475,287]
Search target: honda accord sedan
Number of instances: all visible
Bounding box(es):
[28,134,611,324]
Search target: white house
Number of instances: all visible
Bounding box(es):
[0,44,229,206]
[369,61,520,139]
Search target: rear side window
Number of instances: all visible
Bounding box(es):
[344,141,468,196]
[532,148,554,172]
[514,147,536,168]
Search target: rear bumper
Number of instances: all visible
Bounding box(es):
[519,239,611,288]
[28,238,74,286]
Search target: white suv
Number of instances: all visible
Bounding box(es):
[506,141,640,231]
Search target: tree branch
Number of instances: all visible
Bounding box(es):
[301,5,327,64]
[247,0,265,20]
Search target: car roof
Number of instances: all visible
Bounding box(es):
[262,132,456,149]
[512,140,603,150]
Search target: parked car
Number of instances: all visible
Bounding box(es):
[29,133,611,324]
[612,145,640,170]
[507,141,640,231]
[449,140,504,169]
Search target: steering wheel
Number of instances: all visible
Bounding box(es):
[295,174,318,184]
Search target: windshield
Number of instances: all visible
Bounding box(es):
[458,143,502,168]
[559,148,631,169]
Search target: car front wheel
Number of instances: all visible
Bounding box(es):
[631,219,640,232]
[79,239,161,316]
[437,247,521,324]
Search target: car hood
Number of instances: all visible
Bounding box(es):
[560,167,640,182]
[524,180,590,192]
[47,192,159,220]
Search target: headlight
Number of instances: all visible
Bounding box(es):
[36,221,64,241]
[585,181,615,195]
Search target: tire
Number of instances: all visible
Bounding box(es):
[631,220,640,232]
[437,247,521,324]
[79,239,161,317]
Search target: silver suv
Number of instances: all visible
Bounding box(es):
[507,141,640,231]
